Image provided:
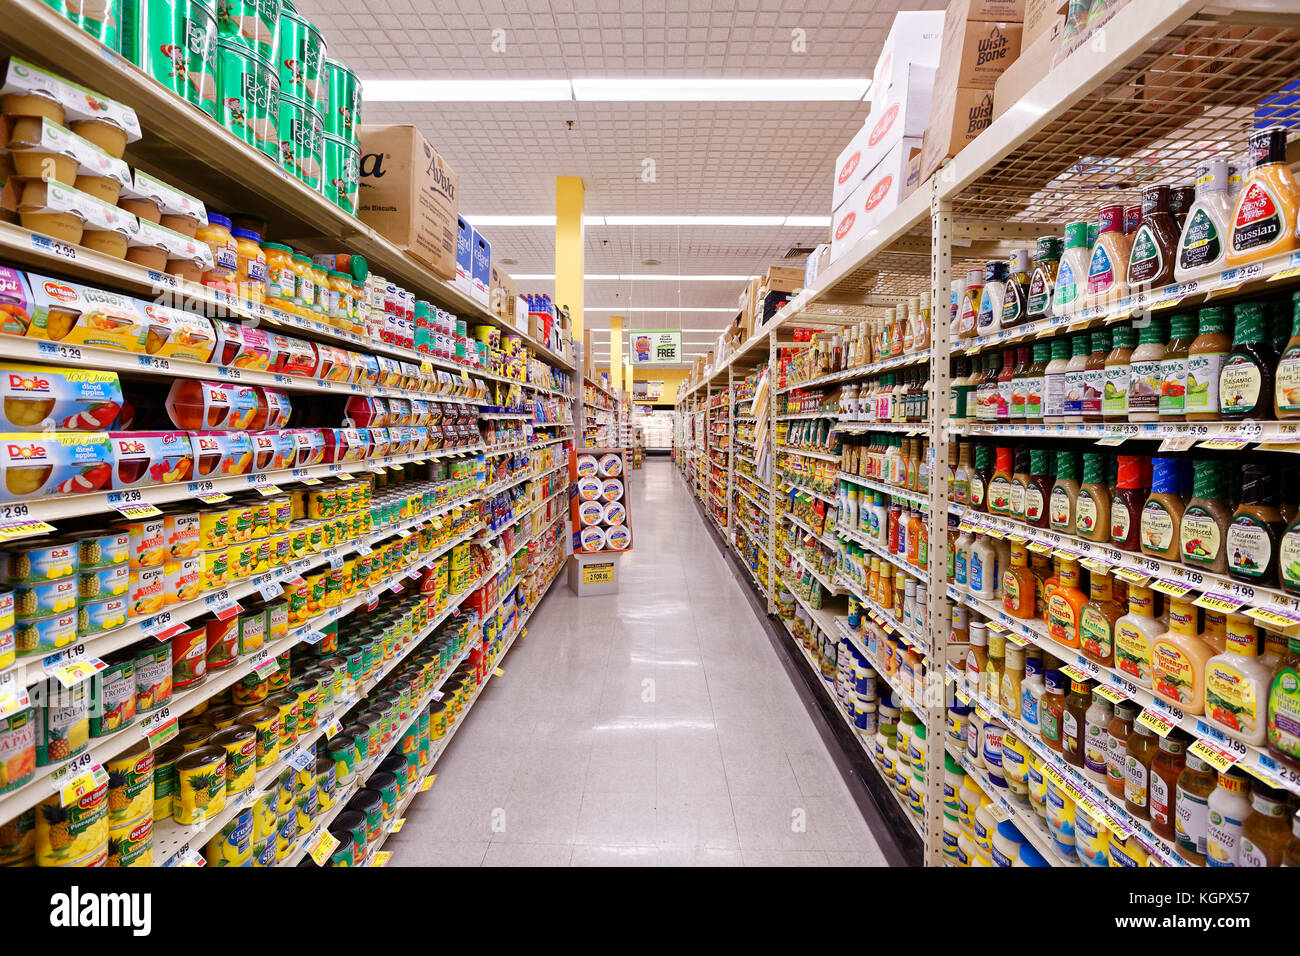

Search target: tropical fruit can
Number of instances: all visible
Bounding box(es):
[37,783,108,867]
[0,708,35,793]
[173,744,226,824]
[216,39,278,159]
[176,722,214,751]
[233,672,269,707]
[273,764,296,815]
[35,679,88,766]
[288,676,319,731]
[314,755,336,811]
[346,788,382,844]
[0,808,35,865]
[265,691,298,748]
[205,617,239,670]
[106,741,154,826]
[237,606,266,654]
[275,9,326,108]
[238,704,279,769]
[107,813,153,867]
[252,837,274,866]
[204,704,242,732]
[322,134,359,214]
[294,776,318,829]
[171,624,208,689]
[252,788,276,841]
[275,811,297,860]
[134,640,173,712]
[277,93,324,190]
[151,742,183,821]
[89,652,136,737]
[369,770,399,822]
[203,805,252,865]
[211,724,256,795]
[216,0,279,60]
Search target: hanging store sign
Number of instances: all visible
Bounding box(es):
[629,330,682,365]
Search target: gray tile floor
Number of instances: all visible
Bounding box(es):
[390,457,886,867]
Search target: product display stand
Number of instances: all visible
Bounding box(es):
[675,2,1300,867]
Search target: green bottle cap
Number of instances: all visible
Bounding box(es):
[1051,338,1071,360]
[1036,236,1064,262]
[1030,449,1049,474]
[1064,221,1089,249]
[1082,452,1104,484]
[1055,450,1078,480]
[1032,342,1051,362]
[1232,302,1266,345]
[1091,329,1111,351]
[1072,334,1090,357]
[1191,459,1221,499]
[1138,317,1166,346]
[1197,306,1228,335]
[1111,325,1135,349]
[1170,313,1196,339]
[975,445,992,469]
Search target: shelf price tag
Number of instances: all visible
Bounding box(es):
[140,610,187,641]
[254,482,283,497]
[1197,437,1252,451]
[389,817,406,834]
[205,590,241,621]
[419,774,436,792]
[113,502,164,520]
[0,518,56,542]
[1093,684,1127,705]
[198,492,232,504]
[300,477,323,486]
[322,716,342,739]
[1158,436,1198,453]
[49,752,108,805]
[1150,578,1191,598]
[1245,604,1300,631]
[1136,708,1175,738]
[0,671,30,718]
[371,850,393,868]
[51,654,106,688]
[1059,663,1090,683]
[307,828,340,866]
[1189,738,1241,773]
[286,745,315,772]
[1194,591,1246,614]
[141,706,179,748]
[250,650,278,679]
[302,629,326,646]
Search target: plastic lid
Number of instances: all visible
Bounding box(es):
[1190,459,1221,499]
[207,212,232,229]
[1030,449,1049,474]
[1051,338,1071,359]
[1142,184,1171,215]
[1150,457,1180,494]
[1081,452,1104,484]
[995,447,1013,472]
[1044,670,1064,692]
[1033,341,1051,361]
[1232,301,1267,344]
[1197,306,1228,334]
[1170,312,1196,338]
[231,227,263,242]
[1091,329,1111,351]
[1010,248,1030,272]
[1018,844,1049,867]
[1055,450,1077,480]
[975,445,992,468]
[261,241,292,253]
[1137,317,1166,346]
[328,269,349,280]
[996,819,1028,845]
[1110,324,1135,349]
[293,252,313,263]
[1071,334,1090,357]
[1064,221,1089,248]
[1036,235,1064,260]
[945,751,965,775]
[1117,455,1146,489]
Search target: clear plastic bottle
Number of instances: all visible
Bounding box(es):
[1206,769,1252,867]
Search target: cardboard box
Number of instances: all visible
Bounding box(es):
[470,228,491,306]
[831,137,922,265]
[992,15,1062,121]
[935,16,1023,90]
[358,125,459,280]
[455,216,473,292]
[903,149,924,197]
[1021,0,1056,47]
[832,64,935,214]
[920,85,996,181]
[804,243,830,289]
[489,263,517,319]
[872,10,945,97]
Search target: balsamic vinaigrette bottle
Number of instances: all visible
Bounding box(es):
[1227,463,1286,588]
[1219,301,1277,420]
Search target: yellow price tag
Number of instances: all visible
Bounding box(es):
[1004,632,1029,647]
[1093,684,1127,705]
[0,519,56,541]
[1194,592,1246,613]
[1244,606,1300,631]
[117,503,163,520]
[1080,558,1109,576]
[1137,708,1175,738]
[1197,438,1252,451]
[198,492,231,504]
[336,473,356,481]
[493,667,504,677]
[390,817,406,834]
[307,829,340,866]
[419,774,437,792]
[1027,541,1053,554]
[984,527,1006,540]
[1060,664,1090,682]
[1150,578,1191,598]
[372,850,393,867]
[1189,738,1240,773]
[300,477,323,486]
[1112,567,1149,585]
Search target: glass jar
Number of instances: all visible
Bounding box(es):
[262,242,296,310]
[231,227,267,303]
[310,261,329,315]
[197,212,238,294]
[293,253,316,317]
[328,271,353,327]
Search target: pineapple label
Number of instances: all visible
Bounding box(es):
[1205,656,1258,740]
[1181,507,1224,567]
[37,784,107,867]
[1277,341,1300,414]
[1050,485,1073,532]
[1227,512,1272,580]
[1179,207,1222,271]
[1220,352,1263,415]
[1153,639,1198,709]
[1115,618,1154,685]
[1075,487,1101,536]
[1081,604,1113,662]
[1232,180,1284,255]
[1141,499,1176,553]
[36,683,88,765]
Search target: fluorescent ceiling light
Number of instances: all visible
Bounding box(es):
[363,79,573,101]
[571,77,868,101]
[586,307,734,313]
[784,215,832,227]
[512,274,757,282]
[464,215,822,228]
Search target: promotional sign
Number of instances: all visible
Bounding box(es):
[628,329,682,364]
[633,380,663,402]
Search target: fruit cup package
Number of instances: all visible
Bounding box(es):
[189,430,254,479]
[313,344,351,383]
[353,352,380,388]
[376,357,402,388]
[127,219,215,275]
[0,58,142,150]
[24,272,148,351]
[344,395,383,428]
[366,427,390,459]
[249,430,293,472]
[119,169,207,232]
[165,379,260,431]
[16,180,140,256]
[387,397,411,426]
[0,431,112,502]
[289,429,326,468]
[322,428,366,464]
[0,267,32,337]
[107,431,194,489]
[1,117,130,195]
[136,303,216,362]
[251,388,291,430]
[267,333,316,377]
[409,400,430,426]
[0,362,123,431]
[213,321,271,370]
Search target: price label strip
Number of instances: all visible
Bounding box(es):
[114,502,164,520]
[1245,604,1300,631]
[307,828,340,866]
[51,656,106,688]
[49,754,109,805]
[0,671,30,718]
[1197,437,1252,451]
[0,518,56,542]
[1194,591,1246,613]
[141,707,179,748]
[1189,737,1241,773]
[1150,578,1191,598]
[419,774,436,792]
[197,492,232,504]
[1136,708,1175,738]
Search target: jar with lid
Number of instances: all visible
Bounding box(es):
[309,259,330,316]
[231,227,267,303]
[1206,769,1252,866]
[327,271,353,326]
[1083,689,1113,787]
[198,212,238,293]
[293,253,316,316]
[1239,781,1290,866]
[262,242,296,309]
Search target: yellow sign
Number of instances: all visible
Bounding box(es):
[582,562,615,585]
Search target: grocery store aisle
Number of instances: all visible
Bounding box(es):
[389,458,885,866]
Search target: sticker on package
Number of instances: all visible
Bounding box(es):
[578,500,603,526]
[577,476,601,501]
[598,454,622,477]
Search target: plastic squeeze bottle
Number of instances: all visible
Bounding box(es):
[1085,204,1131,308]
[1175,156,1236,281]
[1226,126,1300,268]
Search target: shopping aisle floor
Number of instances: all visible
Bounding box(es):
[390,458,886,866]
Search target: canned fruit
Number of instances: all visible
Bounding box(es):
[2,540,78,584]
[17,609,77,656]
[215,40,277,156]
[162,556,201,604]
[118,517,166,569]
[77,561,129,600]
[203,805,252,865]
[198,509,229,550]
[88,655,135,736]
[37,783,107,866]
[210,724,256,794]
[134,641,173,712]
[0,808,35,864]
[205,617,239,669]
[14,575,76,618]
[173,744,226,824]
[0,709,35,793]
[128,564,166,616]
[106,813,152,867]
[170,624,207,688]
[238,705,279,769]
[105,741,153,825]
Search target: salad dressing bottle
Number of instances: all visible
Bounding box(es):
[1152,596,1215,715]
[1219,301,1277,420]
[1085,204,1131,308]
[1128,184,1180,289]
[1082,330,1111,423]
[1127,316,1166,422]
[1141,457,1187,561]
[1115,584,1161,688]
[1274,290,1300,418]
[1075,452,1111,542]
[1266,634,1300,772]
[1101,324,1134,421]
[1203,614,1272,746]
[1063,333,1091,423]
[1160,313,1196,420]
[1186,306,1230,420]
[1080,571,1123,667]
[1026,236,1062,323]
[1176,156,1236,281]
[1225,126,1300,268]
[1025,449,1053,529]
[976,261,1010,335]
[1001,249,1032,330]
[1009,447,1032,521]
[1049,451,1080,535]
[955,267,984,340]
[1046,558,1088,648]
[1226,462,1285,588]
[1110,454,1147,553]
[1002,544,1037,619]
[1043,338,1072,422]
[1052,221,1091,318]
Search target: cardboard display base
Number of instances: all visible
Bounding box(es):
[568,552,621,596]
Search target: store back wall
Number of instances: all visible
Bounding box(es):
[598,368,688,405]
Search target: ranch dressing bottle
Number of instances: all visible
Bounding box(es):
[1175,156,1236,281]
[1052,221,1091,318]
[976,261,1009,335]
[1206,769,1252,866]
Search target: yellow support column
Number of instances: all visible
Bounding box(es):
[555,177,585,352]
[609,315,623,390]
[625,360,635,403]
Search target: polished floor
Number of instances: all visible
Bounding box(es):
[391,457,886,866]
